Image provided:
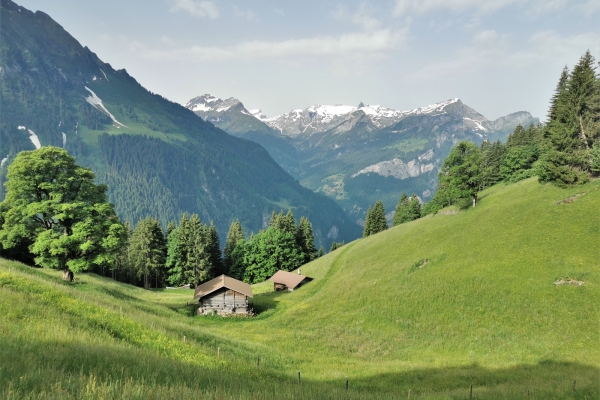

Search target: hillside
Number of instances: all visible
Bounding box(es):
[1,177,598,399]
[186,95,538,224]
[0,0,361,248]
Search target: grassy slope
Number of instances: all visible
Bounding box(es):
[1,178,598,399]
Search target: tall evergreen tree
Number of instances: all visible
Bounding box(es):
[539,51,600,185]
[207,221,222,275]
[223,219,244,275]
[185,214,211,286]
[129,217,166,289]
[371,201,388,234]
[393,193,410,226]
[297,216,317,264]
[165,213,189,286]
[363,206,373,237]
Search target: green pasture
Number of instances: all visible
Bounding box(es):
[1,178,598,399]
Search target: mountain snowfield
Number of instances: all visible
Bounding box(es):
[185,94,539,224]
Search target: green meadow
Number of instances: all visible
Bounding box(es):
[1,177,598,399]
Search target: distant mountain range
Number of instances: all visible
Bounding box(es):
[0,0,362,248]
[185,95,539,223]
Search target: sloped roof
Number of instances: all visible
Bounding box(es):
[193,275,253,299]
[268,270,309,290]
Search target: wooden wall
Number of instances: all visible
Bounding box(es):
[199,288,249,315]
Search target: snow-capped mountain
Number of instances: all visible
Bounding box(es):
[185,93,539,225]
[261,98,487,137]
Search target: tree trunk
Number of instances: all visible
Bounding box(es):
[62,268,74,282]
[472,193,478,207]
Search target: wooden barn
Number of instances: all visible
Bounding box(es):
[194,275,253,316]
[268,270,311,291]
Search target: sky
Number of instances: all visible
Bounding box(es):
[14,0,600,120]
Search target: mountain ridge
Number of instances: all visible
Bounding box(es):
[185,93,539,224]
[0,0,362,248]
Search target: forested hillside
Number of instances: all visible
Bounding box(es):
[0,0,361,248]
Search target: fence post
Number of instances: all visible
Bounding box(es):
[469,384,473,399]
[298,372,301,384]
[573,380,576,392]
[408,389,411,399]
[183,336,186,343]
[257,356,260,371]
[218,347,221,360]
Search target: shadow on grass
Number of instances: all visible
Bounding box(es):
[1,337,597,399]
[250,290,288,315]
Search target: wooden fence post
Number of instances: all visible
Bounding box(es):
[257,356,260,371]
[345,379,348,391]
[298,372,301,384]
[408,389,411,399]
[183,336,186,343]
[573,380,576,391]
[469,384,473,399]
[218,347,221,360]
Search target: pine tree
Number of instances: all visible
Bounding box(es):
[408,194,421,221]
[297,216,317,264]
[185,214,210,285]
[129,217,166,289]
[363,206,372,237]
[207,221,222,276]
[539,51,599,185]
[371,201,388,234]
[393,193,409,226]
[281,210,297,234]
[166,213,189,286]
[548,66,569,122]
[223,219,244,275]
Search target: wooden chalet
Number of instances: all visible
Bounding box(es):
[268,270,311,291]
[193,275,253,316]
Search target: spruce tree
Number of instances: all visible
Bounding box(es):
[540,51,599,185]
[371,201,388,234]
[166,214,189,286]
[363,206,372,237]
[223,219,244,275]
[393,192,410,226]
[129,217,166,289]
[408,194,422,221]
[207,221,222,276]
[297,216,317,264]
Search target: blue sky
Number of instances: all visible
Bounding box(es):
[15,0,600,120]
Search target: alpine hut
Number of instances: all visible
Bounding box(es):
[268,270,311,291]
[194,275,253,316]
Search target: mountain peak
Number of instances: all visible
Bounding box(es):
[184,94,243,113]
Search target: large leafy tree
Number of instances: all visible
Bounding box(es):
[430,141,482,211]
[0,147,126,280]
[242,227,304,284]
[393,193,421,226]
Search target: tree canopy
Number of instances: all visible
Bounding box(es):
[0,147,126,280]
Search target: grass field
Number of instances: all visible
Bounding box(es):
[0,177,598,399]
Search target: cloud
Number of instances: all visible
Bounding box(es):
[130,28,408,62]
[411,30,600,80]
[392,0,576,17]
[334,4,382,31]
[233,6,257,22]
[169,0,219,19]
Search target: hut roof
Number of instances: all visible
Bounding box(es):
[193,275,253,300]
[268,270,308,290]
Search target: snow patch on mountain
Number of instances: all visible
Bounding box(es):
[62,132,67,147]
[99,69,109,81]
[249,109,267,120]
[1,156,8,167]
[28,129,41,149]
[18,126,26,130]
[263,98,463,137]
[84,87,127,128]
